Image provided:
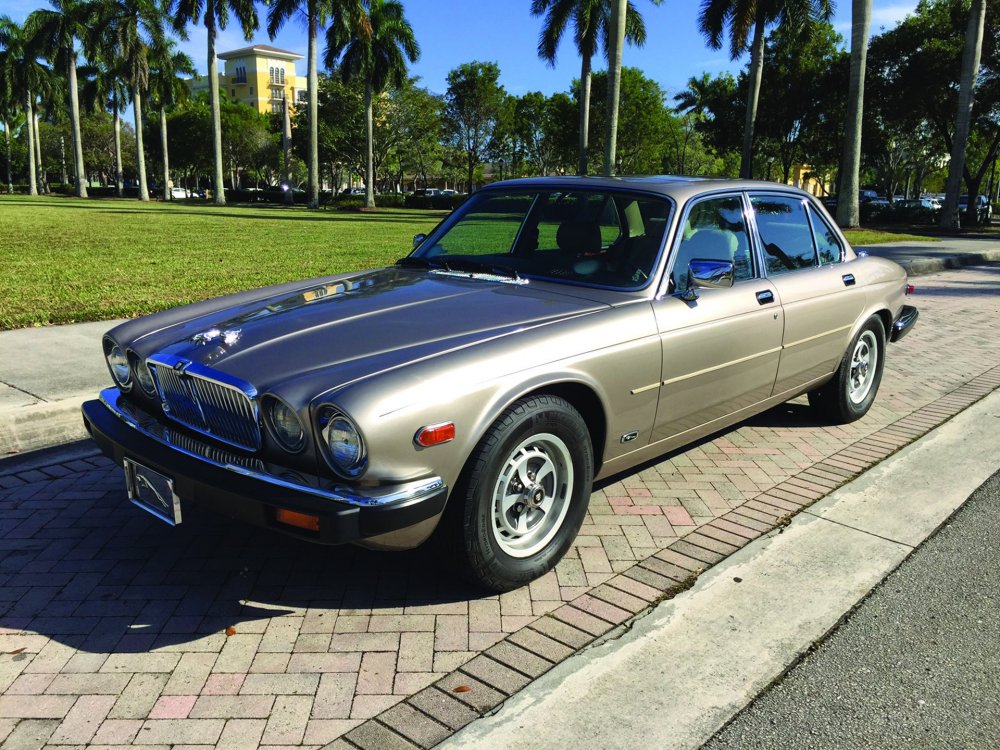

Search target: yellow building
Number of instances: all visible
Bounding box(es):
[188,45,307,115]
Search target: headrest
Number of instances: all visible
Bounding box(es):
[556,220,602,255]
[682,229,737,262]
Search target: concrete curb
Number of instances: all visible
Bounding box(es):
[0,393,91,458]
[895,246,1000,276]
[441,388,1000,750]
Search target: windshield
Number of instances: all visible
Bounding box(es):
[408,188,673,290]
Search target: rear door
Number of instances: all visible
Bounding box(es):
[749,192,864,396]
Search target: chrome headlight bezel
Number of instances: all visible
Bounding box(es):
[317,405,368,479]
[103,336,131,390]
[128,350,156,396]
[264,395,307,454]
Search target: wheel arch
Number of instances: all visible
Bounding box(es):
[519,381,608,476]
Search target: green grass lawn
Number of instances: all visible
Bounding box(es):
[842,227,939,246]
[0,196,447,330]
[0,195,943,331]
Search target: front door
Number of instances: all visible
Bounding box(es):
[652,194,784,442]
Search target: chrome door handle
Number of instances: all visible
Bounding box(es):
[756,290,775,305]
[842,274,856,286]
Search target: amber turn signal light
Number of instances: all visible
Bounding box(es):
[415,422,456,447]
[275,508,321,532]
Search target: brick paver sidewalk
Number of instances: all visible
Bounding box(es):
[1,264,998,749]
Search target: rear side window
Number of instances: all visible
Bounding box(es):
[751,195,818,275]
[807,205,842,264]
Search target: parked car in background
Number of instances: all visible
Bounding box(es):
[958,194,991,224]
[83,176,917,591]
[169,187,190,200]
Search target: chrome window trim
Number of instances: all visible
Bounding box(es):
[804,201,845,264]
[147,353,262,452]
[746,190,821,278]
[658,190,759,298]
[99,388,444,508]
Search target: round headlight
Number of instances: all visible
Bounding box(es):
[321,410,366,477]
[267,398,305,452]
[129,351,156,396]
[106,343,131,387]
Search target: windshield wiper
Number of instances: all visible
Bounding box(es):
[435,257,523,281]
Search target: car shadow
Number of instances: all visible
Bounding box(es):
[0,476,484,654]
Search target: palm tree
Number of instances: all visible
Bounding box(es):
[0,16,49,195]
[80,56,128,195]
[603,0,627,176]
[326,0,419,209]
[698,0,833,179]
[0,99,18,193]
[26,0,94,198]
[531,0,658,176]
[172,0,259,205]
[268,0,341,209]
[148,39,195,201]
[97,0,165,201]
[940,0,988,230]
[835,0,872,229]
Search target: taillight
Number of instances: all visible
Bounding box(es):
[905,284,915,295]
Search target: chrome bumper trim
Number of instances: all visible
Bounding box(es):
[97,388,445,508]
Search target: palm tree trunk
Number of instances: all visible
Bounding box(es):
[836,0,872,228]
[578,53,591,176]
[25,95,37,196]
[364,80,375,209]
[307,1,319,209]
[603,0,628,177]
[207,7,226,205]
[740,15,766,179]
[112,101,123,197]
[940,0,987,229]
[282,98,294,205]
[3,121,12,194]
[67,53,88,198]
[32,104,45,193]
[160,106,170,201]
[132,89,149,201]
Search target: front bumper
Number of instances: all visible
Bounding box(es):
[890,304,919,342]
[82,388,448,546]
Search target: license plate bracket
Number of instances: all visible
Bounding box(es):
[124,458,182,525]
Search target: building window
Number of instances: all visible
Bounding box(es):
[235,65,246,83]
[280,68,285,84]
[272,102,282,114]
[231,89,235,97]
[249,87,253,94]
[269,66,275,83]
[297,90,308,103]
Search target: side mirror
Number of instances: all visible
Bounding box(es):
[413,233,426,250]
[679,259,735,301]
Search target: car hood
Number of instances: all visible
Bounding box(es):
[122,267,609,394]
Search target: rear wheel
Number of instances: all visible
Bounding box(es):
[809,316,886,423]
[447,395,593,592]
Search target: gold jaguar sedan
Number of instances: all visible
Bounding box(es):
[83,176,918,591]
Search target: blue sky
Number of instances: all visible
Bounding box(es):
[9,0,919,99]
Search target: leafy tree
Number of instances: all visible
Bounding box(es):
[443,61,506,193]
[147,38,195,200]
[392,77,444,189]
[586,66,669,174]
[940,0,988,227]
[326,0,419,208]
[530,0,658,175]
[80,56,129,194]
[674,71,743,160]
[0,15,50,194]
[171,0,259,203]
[26,0,95,197]
[836,0,873,227]
[698,0,833,178]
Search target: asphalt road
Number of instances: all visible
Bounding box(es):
[703,467,1000,750]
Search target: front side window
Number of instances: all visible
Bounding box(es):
[671,195,755,292]
[411,189,672,290]
[751,195,818,275]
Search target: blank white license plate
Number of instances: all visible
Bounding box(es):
[124,458,182,526]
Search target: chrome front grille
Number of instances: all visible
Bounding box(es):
[148,358,260,452]
[165,428,266,472]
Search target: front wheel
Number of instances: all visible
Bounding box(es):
[449,395,594,592]
[808,316,886,423]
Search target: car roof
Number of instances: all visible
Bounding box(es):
[484,175,815,203]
